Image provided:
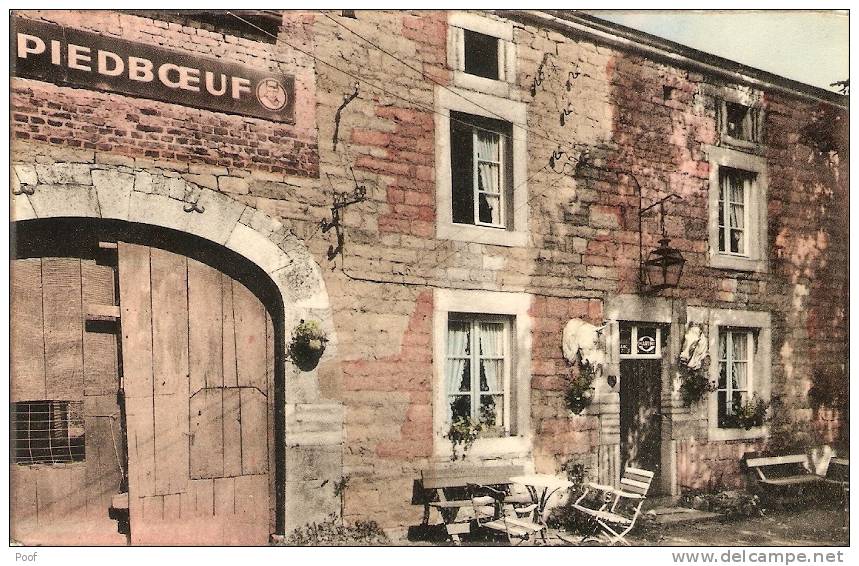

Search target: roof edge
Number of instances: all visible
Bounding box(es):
[505,10,847,109]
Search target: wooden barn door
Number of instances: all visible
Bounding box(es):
[117,242,275,545]
[10,254,126,545]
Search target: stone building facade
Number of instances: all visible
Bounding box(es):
[9,10,848,543]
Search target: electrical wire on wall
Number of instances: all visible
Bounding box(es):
[225,11,668,299]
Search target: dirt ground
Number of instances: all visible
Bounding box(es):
[618,507,849,547]
[430,507,850,547]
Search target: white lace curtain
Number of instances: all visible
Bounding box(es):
[476,131,501,225]
[445,322,470,421]
[479,322,503,393]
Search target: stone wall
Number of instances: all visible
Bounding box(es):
[9,9,848,533]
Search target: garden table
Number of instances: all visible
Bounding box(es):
[510,474,576,524]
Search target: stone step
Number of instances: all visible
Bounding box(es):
[645,506,723,525]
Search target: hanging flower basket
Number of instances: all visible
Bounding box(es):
[565,362,597,415]
[678,357,716,406]
[289,319,328,370]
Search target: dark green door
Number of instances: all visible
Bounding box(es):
[620,359,662,489]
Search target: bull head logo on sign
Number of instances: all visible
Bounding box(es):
[562,319,606,376]
[679,322,709,370]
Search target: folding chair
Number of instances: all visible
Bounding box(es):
[467,483,546,545]
[571,467,654,546]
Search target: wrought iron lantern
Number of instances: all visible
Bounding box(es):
[631,173,685,293]
[642,236,685,291]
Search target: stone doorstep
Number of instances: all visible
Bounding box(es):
[646,506,723,525]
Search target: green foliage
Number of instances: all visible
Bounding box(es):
[446,403,497,460]
[800,104,846,157]
[679,489,763,521]
[283,513,390,546]
[725,395,769,430]
[546,461,596,535]
[679,361,716,406]
[289,319,327,368]
[809,366,848,412]
[565,363,596,415]
[446,416,484,461]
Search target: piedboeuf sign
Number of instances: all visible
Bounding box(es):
[11,17,295,123]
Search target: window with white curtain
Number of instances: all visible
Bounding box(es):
[718,168,754,256]
[445,315,510,434]
[450,112,512,229]
[717,329,755,428]
[705,145,767,272]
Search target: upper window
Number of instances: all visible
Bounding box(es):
[716,329,756,428]
[719,100,761,146]
[446,315,510,434]
[450,112,512,229]
[619,324,661,358]
[717,167,754,256]
[704,145,768,272]
[464,30,500,80]
[12,400,85,465]
[435,88,528,247]
[448,12,515,96]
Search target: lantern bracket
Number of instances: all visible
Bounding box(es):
[628,173,684,293]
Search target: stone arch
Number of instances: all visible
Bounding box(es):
[11,160,344,533]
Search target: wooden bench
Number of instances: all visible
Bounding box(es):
[743,453,825,504]
[418,465,532,543]
[824,456,849,486]
[823,457,849,520]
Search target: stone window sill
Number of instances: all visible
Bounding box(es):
[709,252,767,273]
[434,434,530,460]
[437,221,528,247]
[720,134,763,153]
[708,425,768,442]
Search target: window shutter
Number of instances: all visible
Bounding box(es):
[450,118,474,224]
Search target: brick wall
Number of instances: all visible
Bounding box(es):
[10,9,848,531]
[11,10,319,176]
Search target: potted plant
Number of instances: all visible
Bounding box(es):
[289,319,328,370]
[726,395,769,430]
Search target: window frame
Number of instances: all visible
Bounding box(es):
[618,324,662,360]
[704,145,768,272]
[687,307,771,442]
[716,328,756,428]
[446,315,512,435]
[472,128,506,228]
[717,167,753,257]
[433,289,532,459]
[448,12,516,97]
[718,99,763,149]
[435,87,529,247]
[463,29,502,81]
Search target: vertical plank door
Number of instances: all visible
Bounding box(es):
[118,243,273,545]
[11,255,125,545]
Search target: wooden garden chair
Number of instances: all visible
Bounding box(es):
[571,467,654,546]
[467,483,546,545]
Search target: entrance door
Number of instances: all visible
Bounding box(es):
[619,324,663,491]
[117,242,275,545]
